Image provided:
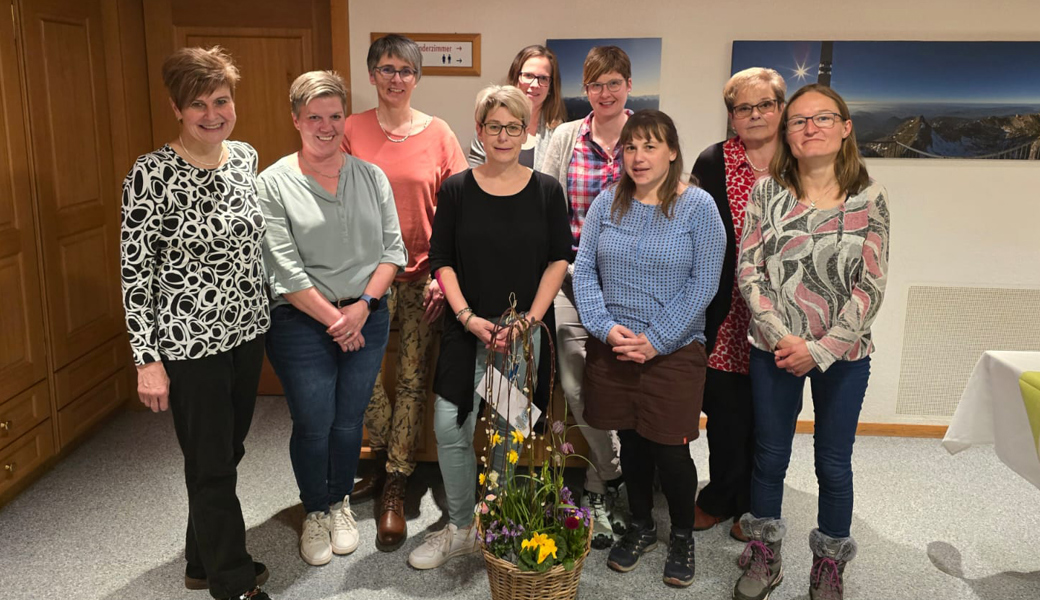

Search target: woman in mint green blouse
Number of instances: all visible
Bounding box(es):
[257,71,406,568]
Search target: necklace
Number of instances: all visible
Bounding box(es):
[744,149,768,173]
[806,182,837,210]
[377,109,413,143]
[299,153,343,179]
[178,136,225,167]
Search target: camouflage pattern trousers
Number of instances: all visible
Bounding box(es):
[365,278,436,475]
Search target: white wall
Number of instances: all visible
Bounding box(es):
[348,0,1040,424]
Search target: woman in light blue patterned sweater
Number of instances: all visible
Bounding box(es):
[573,110,725,587]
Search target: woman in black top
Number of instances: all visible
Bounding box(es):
[407,85,571,571]
[119,47,272,600]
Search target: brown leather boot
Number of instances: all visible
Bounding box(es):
[376,471,407,551]
[350,449,387,502]
[693,504,725,531]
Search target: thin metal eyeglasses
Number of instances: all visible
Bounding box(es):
[518,72,551,86]
[373,65,417,81]
[786,112,844,133]
[585,79,625,94]
[732,99,779,119]
[482,122,525,137]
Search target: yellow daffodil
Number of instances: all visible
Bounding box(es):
[507,450,519,464]
[490,432,503,447]
[511,430,525,445]
[478,473,486,485]
[537,538,558,564]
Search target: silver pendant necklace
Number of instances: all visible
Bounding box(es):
[377,109,413,143]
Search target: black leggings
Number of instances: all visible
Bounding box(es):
[619,429,698,530]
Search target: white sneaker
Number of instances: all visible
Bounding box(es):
[300,511,333,566]
[407,523,479,570]
[330,496,359,555]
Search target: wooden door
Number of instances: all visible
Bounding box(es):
[17,0,123,370]
[0,2,47,401]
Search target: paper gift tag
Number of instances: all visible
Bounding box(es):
[477,365,542,435]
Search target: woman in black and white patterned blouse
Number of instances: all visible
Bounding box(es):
[119,47,273,600]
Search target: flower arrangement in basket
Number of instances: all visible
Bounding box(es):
[474,298,592,600]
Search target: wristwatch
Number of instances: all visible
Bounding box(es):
[360,293,380,312]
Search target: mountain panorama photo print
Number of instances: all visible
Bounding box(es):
[732,40,1040,160]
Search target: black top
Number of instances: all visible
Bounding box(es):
[429,169,573,424]
[690,141,737,355]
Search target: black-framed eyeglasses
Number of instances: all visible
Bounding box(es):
[732,99,779,119]
[585,79,625,95]
[518,72,551,86]
[373,65,417,81]
[786,112,843,133]
[482,122,525,137]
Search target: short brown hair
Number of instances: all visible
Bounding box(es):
[611,110,685,222]
[367,34,422,81]
[771,84,869,199]
[289,71,348,116]
[506,45,566,129]
[583,46,631,87]
[162,46,240,110]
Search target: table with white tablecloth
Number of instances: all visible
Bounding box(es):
[942,351,1040,490]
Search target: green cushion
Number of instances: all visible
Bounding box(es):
[1020,371,1040,459]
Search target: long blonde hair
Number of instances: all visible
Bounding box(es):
[771,84,869,199]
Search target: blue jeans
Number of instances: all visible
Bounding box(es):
[748,347,870,538]
[266,302,390,514]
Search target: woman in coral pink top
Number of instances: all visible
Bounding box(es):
[340,34,467,552]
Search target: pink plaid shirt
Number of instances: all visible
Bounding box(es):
[566,110,632,249]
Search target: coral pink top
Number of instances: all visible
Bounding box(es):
[343,110,467,281]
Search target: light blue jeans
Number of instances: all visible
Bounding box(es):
[434,330,540,528]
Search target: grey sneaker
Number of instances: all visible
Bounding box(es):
[605,479,630,535]
[582,490,614,549]
[733,514,786,600]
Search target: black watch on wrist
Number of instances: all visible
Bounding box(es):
[360,294,380,312]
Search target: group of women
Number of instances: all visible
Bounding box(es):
[120,33,889,600]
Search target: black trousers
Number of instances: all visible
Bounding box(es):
[696,367,754,519]
[618,429,698,530]
[165,335,265,599]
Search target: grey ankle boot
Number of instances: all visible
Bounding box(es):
[808,529,857,600]
[733,514,786,600]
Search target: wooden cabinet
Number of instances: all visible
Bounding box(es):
[0,0,151,506]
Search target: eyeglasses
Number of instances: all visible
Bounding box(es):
[786,112,844,133]
[373,65,417,81]
[518,72,551,87]
[482,122,525,137]
[732,99,779,119]
[585,79,625,95]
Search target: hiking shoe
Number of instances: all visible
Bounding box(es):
[663,528,696,587]
[582,490,614,549]
[330,496,359,555]
[808,529,856,600]
[300,511,332,566]
[407,523,479,570]
[227,587,271,600]
[734,539,783,599]
[607,521,658,572]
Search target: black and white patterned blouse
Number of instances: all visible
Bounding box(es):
[120,141,270,365]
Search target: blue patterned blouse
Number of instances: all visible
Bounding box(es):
[573,185,727,356]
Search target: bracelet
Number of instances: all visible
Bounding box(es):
[464,312,476,330]
[455,306,473,321]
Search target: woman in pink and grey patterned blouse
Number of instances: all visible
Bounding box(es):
[732,83,890,600]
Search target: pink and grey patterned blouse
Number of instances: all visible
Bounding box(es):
[737,177,890,371]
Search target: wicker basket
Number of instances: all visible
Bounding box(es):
[479,530,592,600]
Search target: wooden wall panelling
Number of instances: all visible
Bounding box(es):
[18,0,123,370]
[0,0,47,402]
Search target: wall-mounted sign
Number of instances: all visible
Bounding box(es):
[370,32,481,77]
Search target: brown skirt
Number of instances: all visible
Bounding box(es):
[582,337,707,445]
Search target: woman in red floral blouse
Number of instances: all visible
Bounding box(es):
[689,67,787,542]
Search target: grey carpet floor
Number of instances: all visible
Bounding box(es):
[1,397,1038,600]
